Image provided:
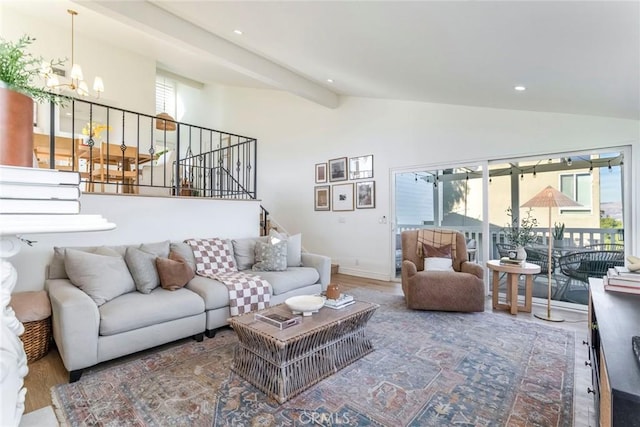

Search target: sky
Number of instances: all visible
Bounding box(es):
[599,155,622,204]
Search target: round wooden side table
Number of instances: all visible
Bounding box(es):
[486,260,541,315]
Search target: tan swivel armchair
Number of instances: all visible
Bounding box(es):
[401,229,485,312]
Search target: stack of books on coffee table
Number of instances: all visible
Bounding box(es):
[324,294,355,310]
[604,266,640,294]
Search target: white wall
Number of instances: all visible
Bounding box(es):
[9,194,261,292]
[1,6,156,128]
[214,87,640,280]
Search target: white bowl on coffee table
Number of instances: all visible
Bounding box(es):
[285,295,326,316]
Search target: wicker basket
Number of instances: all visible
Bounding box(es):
[20,317,51,363]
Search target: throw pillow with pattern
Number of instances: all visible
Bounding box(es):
[252,240,288,271]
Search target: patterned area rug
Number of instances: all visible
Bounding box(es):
[51,290,574,426]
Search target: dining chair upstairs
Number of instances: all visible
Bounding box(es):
[88,142,139,193]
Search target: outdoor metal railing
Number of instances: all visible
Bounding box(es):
[396,224,624,262]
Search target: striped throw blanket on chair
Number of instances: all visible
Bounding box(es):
[416,229,458,259]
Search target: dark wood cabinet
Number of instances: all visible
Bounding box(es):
[588,278,640,426]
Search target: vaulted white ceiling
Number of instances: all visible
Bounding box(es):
[7,0,640,119]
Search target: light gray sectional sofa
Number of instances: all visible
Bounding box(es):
[45,236,330,382]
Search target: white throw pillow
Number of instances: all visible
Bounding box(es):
[424,257,454,271]
[269,229,302,267]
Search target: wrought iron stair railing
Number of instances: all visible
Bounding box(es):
[178,142,256,199]
[36,95,257,199]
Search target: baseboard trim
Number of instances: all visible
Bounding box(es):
[336,267,391,282]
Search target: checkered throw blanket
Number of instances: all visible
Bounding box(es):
[186,238,271,316]
[210,271,271,316]
[416,229,458,259]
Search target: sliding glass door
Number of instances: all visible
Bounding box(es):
[393,164,485,278]
[392,147,629,309]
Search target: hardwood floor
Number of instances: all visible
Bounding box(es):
[23,347,68,412]
[22,273,594,426]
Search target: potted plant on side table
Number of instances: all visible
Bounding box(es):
[504,207,539,261]
[0,35,64,167]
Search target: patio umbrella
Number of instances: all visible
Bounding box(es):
[521,185,581,322]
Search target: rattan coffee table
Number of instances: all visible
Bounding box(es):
[229,300,379,404]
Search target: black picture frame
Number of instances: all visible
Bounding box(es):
[329,157,348,182]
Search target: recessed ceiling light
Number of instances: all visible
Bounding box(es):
[327,78,334,83]
[233,29,243,35]
[514,85,526,91]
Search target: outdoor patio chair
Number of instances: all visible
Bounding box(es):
[466,238,477,262]
[524,247,556,280]
[496,242,516,259]
[557,250,625,304]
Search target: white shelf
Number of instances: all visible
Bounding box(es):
[0,215,115,236]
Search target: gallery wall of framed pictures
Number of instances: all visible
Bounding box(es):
[314,154,375,211]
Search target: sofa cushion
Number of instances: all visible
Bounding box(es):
[169,242,196,271]
[98,287,204,336]
[232,236,268,270]
[253,240,288,272]
[141,240,170,258]
[125,247,159,294]
[64,248,135,306]
[185,275,230,310]
[269,230,302,267]
[185,238,238,274]
[49,245,128,279]
[156,251,195,291]
[251,267,320,295]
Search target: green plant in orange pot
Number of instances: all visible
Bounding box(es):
[0,35,64,166]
